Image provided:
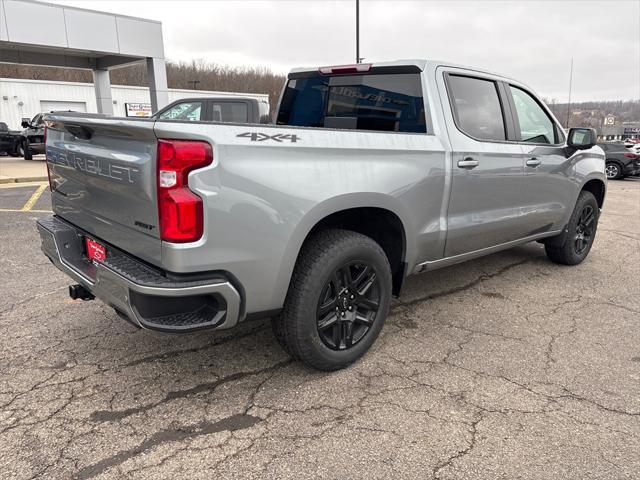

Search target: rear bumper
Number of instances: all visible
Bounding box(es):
[37,216,242,332]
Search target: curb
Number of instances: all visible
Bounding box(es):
[0,176,49,184]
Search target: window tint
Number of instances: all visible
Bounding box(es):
[509,86,556,144]
[158,101,203,121]
[277,73,426,133]
[212,102,248,123]
[447,75,505,141]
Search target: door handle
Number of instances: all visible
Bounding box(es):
[526,157,541,167]
[457,158,479,169]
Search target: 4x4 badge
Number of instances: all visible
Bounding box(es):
[237,132,300,143]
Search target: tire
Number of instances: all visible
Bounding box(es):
[23,139,33,160]
[16,142,24,158]
[605,162,622,180]
[272,229,392,371]
[545,191,599,266]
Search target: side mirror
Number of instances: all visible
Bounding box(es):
[21,120,30,128]
[567,127,596,150]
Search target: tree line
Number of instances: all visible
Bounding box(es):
[543,99,640,128]
[0,61,285,116]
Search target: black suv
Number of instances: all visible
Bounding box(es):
[600,143,640,180]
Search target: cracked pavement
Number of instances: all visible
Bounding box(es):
[1,179,639,479]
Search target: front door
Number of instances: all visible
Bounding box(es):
[441,72,527,257]
[506,84,575,235]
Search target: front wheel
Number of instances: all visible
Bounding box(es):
[545,191,599,265]
[23,139,33,160]
[272,229,392,371]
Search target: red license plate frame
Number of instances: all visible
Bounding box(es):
[85,237,106,263]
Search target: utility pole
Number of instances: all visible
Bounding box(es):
[566,58,573,128]
[356,0,360,63]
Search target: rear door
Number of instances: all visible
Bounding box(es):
[505,84,575,234]
[440,70,527,257]
[46,116,162,265]
[210,100,252,123]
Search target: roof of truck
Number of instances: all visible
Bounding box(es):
[289,59,517,83]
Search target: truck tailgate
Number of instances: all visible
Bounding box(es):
[45,115,161,265]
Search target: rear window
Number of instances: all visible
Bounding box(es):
[277,72,427,133]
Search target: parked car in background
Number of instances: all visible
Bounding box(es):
[0,122,21,156]
[19,113,47,160]
[153,97,270,123]
[600,142,640,179]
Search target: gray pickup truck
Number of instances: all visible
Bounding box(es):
[38,60,606,371]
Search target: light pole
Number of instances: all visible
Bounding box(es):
[356,0,360,63]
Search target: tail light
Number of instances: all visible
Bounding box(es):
[157,139,213,243]
[623,153,638,159]
[318,63,372,75]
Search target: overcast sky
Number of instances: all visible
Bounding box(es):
[53,0,640,102]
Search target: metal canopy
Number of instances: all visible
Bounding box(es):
[0,0,169,113]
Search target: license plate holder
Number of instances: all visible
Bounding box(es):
[85,237,106,264]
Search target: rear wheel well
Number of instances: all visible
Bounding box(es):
[303,208,406,296]
[581,179,605,208]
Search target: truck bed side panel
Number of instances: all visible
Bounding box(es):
[153,122,447,314]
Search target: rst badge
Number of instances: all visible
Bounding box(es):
[236,132,300,143]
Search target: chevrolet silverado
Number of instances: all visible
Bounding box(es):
[38,60,606,370]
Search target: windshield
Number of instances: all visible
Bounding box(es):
[277,72,427,133]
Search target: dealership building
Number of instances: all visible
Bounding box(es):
[0,0,267,130]
[0,78,269,130]
[597,123,640,142]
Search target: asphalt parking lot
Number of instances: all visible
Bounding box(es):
[1,179,639,479]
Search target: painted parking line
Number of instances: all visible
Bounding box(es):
[0,208,52,213]
[21,184,48,211]
[0,181,48,189]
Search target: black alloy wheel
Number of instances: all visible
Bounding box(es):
[316,261,380,351]
[574,204,595,255]
[545,190,599,266]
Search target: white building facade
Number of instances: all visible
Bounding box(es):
[0,78,270,129]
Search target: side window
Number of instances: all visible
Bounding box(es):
[447,75,506,141]
[509,86,556,144]
[158,101,203,121]
[211,102,249,123]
